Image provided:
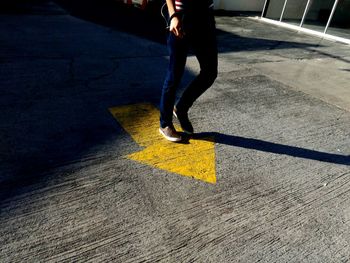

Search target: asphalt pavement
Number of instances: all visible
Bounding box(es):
[0,1,350,262]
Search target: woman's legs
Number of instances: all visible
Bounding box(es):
[159,33,188,128]
[175,19,218,114]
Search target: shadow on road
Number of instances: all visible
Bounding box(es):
[0,0,333,204]
[53,0,323,52]
[55,0,169,44]
[194,132,350,166]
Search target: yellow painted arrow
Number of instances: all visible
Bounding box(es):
[109,103,216,183]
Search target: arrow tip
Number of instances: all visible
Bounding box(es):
[127,139,216,184]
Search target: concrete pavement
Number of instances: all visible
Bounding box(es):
[0,1,350,262]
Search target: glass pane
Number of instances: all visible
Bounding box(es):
[264,0,286,20]
[302,0,336,32]
[282,0,309,26]
[326,0,350,39]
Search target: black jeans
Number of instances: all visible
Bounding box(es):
[159,13,218,128]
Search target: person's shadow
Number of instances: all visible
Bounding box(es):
[191,132,350,166]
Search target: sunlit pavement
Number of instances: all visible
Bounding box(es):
[1,1,350,262]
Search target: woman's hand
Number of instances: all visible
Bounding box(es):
[169,16,184,38]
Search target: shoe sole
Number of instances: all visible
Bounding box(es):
[173,110,194,135]
[159,128,182,142]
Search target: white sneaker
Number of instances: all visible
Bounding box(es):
[159,125,182,142]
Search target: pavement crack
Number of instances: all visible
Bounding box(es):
[84,59,120,88]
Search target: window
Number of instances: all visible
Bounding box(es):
[264,0,286,20]
[302,0,336,32]
[326,0,350,39]
[282,0,309,26]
